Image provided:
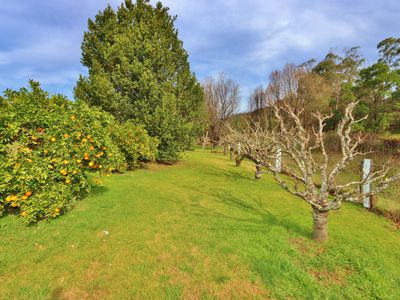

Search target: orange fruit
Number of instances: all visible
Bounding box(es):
[63,133,70,139]
[66,179,71,184]
[88,161,94,167]
[76,159,82,164]
[25,191,33,196]
[21,195,28,200]
[60,169,68,176]
[50,137,56,142]
[21,211,28,217]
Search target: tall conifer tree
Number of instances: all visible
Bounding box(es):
[75,0,204,161]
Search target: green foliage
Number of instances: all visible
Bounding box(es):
[111,121,158,168]
[74,0,205,161]
[356,60,400,133]
[0,81,155,223]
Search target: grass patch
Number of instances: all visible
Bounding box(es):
[1,150,400,299]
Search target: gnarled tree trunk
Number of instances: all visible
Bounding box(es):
[229,148,234,160]
[312,208,328,242]
[255,164,262,179]
[235,155,243,166]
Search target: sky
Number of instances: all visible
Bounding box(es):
[0,0,399,111]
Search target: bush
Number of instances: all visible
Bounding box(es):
[0,81,155,222]
[111,121,158,169]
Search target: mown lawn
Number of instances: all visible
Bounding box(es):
[1,150,400,299]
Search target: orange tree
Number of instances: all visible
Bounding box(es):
[111,121,158,169]
[0,81,156,222]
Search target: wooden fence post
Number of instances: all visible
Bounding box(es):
[275,147,282,173]
[361,159,372,209]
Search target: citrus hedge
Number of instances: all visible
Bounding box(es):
[0,81,157,222]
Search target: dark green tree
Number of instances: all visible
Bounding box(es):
[355,38,400,132]
[74,0,204,161]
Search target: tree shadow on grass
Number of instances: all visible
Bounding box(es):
[90,185,109,197]
[186,185,310,238]
[194,164,255,184]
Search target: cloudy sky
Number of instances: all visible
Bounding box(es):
[1,0,399,111]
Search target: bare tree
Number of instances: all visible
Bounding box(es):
[248,85,267,125]
[264,63,332,130]
[203,73,240,147]
[225,102,400,242]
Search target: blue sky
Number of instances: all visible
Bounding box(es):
[0,0,399,111]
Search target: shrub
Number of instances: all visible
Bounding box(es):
[111,121,158,169]
[0,81,129,222]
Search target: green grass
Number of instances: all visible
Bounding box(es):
[1,150,400,299]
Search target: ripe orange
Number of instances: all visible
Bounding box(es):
[88,161,94,167]
[60,169,68,176]
[25,191,33,196]
[63,133,70,139]
[50,137,56,142]
[21,195,28,200]
[21,211,28,217]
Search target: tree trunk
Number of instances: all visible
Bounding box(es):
[223,143,227,155]
[255,164,262,179]
[235,157,242,167]
[312,208,328,242]
[229,149,234,160]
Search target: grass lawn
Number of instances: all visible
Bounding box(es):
[1,150,400,299]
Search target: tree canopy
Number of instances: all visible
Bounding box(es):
[74,0,204,161]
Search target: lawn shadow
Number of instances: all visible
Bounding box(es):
[90,184,109,196]
[186,185,310,238]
